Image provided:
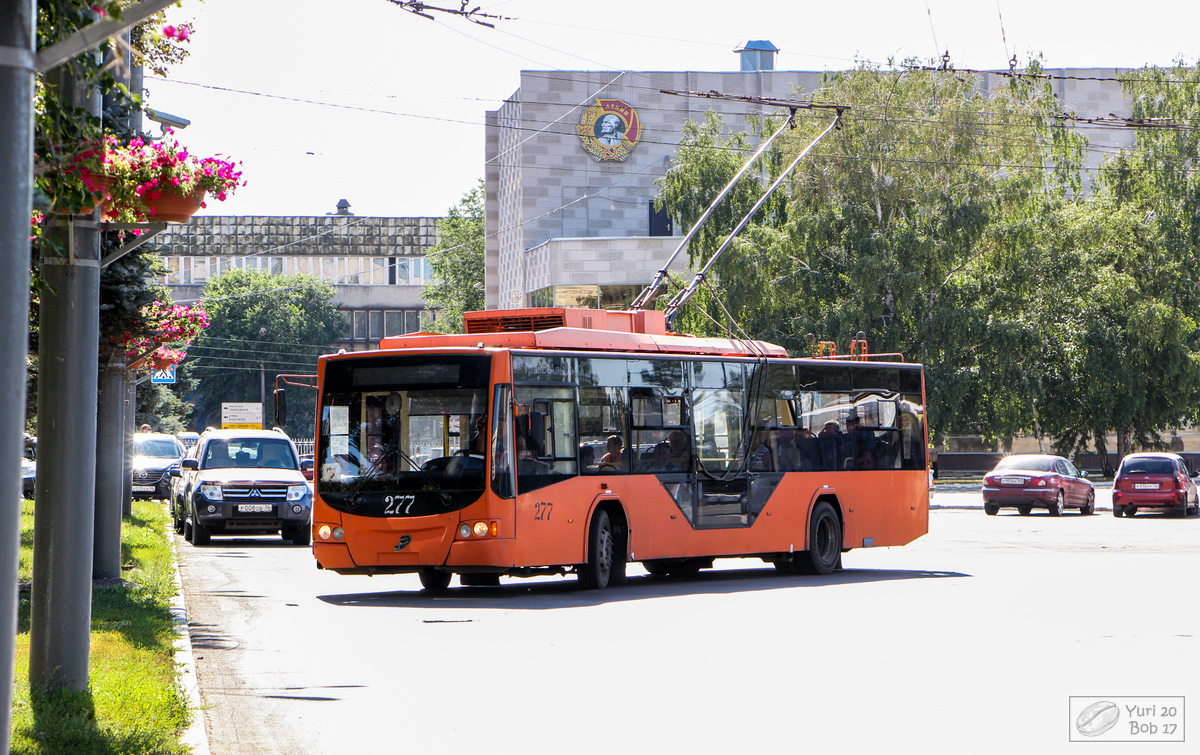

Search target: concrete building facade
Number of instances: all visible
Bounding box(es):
[484,49,1135,310]
[150,211,439,351]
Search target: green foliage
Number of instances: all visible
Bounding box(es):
[422,179,485,333]
[657,60,1086,443]
[11,501,191,755]
[184,270,345,435]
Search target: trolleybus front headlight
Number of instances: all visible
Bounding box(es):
[316,525,344,541]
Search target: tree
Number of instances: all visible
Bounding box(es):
[422,179,484,333]
[655,60,1086,444]
[184,270,346,437]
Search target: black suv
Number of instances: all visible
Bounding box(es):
[132,432,186,500]
[169,428,312,546]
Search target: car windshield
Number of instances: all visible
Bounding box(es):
[202,438,297,470]
[135,438,182,459]
[993,456,1053,473]
[1120,458,1174,475]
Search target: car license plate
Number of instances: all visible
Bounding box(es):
[238,504,273,513]
[132,485,155,492]
[1133,483,1159,490]
[999,477,1024,485]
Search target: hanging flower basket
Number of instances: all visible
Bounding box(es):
[138,186,208,223]
[65,132,243,223]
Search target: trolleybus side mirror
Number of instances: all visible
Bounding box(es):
[273,388,287,429]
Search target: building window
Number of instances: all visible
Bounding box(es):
[384,311,404,337]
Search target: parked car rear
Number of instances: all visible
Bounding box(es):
[1112,452,1199,517]
[981,453,1095,516]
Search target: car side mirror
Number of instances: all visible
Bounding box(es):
[182,458,199,470]
[1079,470,1089,479]
[1192,470,1199,479]
[168,468,181,478]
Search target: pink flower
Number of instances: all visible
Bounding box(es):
[162,25,191,42]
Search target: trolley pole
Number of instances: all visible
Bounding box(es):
[0,1,36,749]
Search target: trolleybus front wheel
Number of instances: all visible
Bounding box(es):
[579,509,624,589]
[418,568,452,591]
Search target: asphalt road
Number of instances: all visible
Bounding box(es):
[177,488,1200,754]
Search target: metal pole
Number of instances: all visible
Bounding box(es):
[94,358,126,579]
[123,379,135,517]
[94,32,132,579]
[0,1,36,749]
[29,61,102,693]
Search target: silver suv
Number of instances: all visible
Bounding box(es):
[169,428,312,546]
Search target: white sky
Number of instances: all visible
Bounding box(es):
[145,0,1200,218]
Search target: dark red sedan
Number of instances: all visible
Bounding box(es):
[1112,452,1200,518]
[981,454,1095,516]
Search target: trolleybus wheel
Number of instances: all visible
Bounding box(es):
[794,502,841,576]
[419,569,452,591]
[579,509,617,589]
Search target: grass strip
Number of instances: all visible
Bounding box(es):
[9,500,191,755]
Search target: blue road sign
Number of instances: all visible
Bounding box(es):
[151,365,176,384]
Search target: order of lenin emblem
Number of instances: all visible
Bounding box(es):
[578,98,640,162]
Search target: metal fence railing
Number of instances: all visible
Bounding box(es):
[292,437,315,456]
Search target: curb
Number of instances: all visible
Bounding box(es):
[169,524,210,755]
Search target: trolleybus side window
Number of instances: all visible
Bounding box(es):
[690,361,745,474]
[579,358,630,474]
[513,386,577,494]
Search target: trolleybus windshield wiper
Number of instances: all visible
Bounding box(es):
[344,443,452,508]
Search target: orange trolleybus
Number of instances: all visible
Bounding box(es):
[310,307,929,590]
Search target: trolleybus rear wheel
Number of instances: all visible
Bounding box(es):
[794,502,841,575]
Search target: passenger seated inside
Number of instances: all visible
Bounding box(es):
[663,429,690,472]
[579,445,595,474]
[598,435,624,472]
[645,442,670,472]
[749,430,774,472]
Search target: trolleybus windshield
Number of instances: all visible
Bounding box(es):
[318,354,491,517]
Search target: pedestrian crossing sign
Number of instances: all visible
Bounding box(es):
[151,366,176,384]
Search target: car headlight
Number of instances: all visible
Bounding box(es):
[199,483,223,501]
[286,484,309,502]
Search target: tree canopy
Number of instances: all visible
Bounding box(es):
[183,270,346,436]
[655,59,1200,458]
[422,179,485,333]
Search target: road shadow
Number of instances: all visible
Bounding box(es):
[316,565,970,611]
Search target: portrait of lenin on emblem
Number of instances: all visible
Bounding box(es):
[594,113,626,146]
